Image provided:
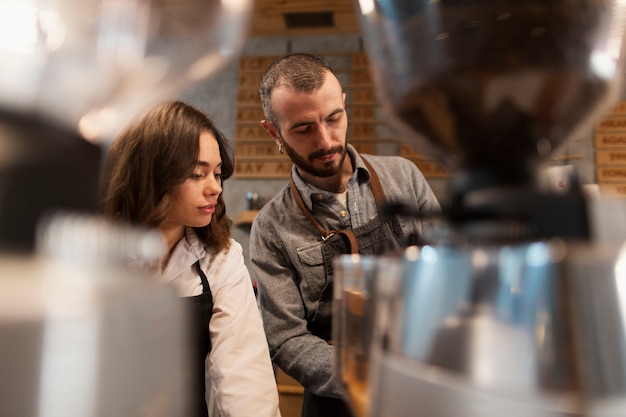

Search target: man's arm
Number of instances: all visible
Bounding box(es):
[249,216,343,398]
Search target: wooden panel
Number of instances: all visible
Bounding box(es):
[604,101,626,116]
[238,72,263,88]
[239,56,278,72]
[350,53,370,69]
[349,105,376,121]
[237,88,261,106]
[549,154,583,161]
[237,107,266,123]
[597,167,626,182]
[350,141,377,155]
[600,183,626,197]
[251,19,360,37]
[596,150,626,165]
[235,141,284,158]
[236,125,267,140]
[595,101,626,197]
[235,160,294,178]
[275,368,304,417]
[595,132,626,148]
[595,116,626,131]
[347,88,377,105]
[250,0,360,36]
[234,140,389,160]
[350,123,376,139]
[346,69,372,87]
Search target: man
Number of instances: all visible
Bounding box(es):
[249,53,441,417]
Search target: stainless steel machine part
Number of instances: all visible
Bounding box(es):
[345,1,626,416]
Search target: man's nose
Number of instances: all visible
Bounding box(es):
[317,126,333,150]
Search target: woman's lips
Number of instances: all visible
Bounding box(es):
[199,205,216,214]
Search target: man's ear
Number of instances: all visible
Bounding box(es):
[261,120,281,146]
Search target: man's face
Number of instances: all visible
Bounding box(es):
[263,73,348,179]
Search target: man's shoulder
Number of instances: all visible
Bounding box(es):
[360,151,411,163]
[357,152,432,197]
[359,152,416,172]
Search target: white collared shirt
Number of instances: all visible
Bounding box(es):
[161,228,281,417]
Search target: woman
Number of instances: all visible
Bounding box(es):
[102,100,281,417]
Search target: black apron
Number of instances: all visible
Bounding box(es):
[185,260,214,417]
[290,158,406,417]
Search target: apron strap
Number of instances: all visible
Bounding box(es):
[289,155,388,255]
[361,156,386,212]
[192,260,210,294]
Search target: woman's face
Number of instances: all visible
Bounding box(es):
[161,131,223,233]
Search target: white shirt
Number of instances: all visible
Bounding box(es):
[160,228,281,417]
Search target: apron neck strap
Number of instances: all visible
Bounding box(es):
[289,155,387,255]
[361,156,386,212]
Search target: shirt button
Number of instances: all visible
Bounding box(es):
[339,210,347,218]
[315,193,324,201]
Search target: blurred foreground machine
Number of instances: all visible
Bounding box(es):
[0,1,251,416]
[335,1,626,416]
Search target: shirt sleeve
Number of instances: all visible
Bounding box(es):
[412,160,442,212]
[205,241,281,417]
[377,155,442,236]
[249,217,342,398]
[405,157,442,234]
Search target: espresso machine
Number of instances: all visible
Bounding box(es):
[334,1,626,416]
[0,1,251,415]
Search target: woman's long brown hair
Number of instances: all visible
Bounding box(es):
[101,100,234,252]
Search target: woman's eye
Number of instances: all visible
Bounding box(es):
[191,172,205,179]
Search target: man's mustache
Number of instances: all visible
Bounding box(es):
[309,146,343,161]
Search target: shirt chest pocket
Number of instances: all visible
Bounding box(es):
[296,243,328,316]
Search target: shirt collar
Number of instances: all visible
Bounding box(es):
[160,227,206,275]
[181,226,207,260]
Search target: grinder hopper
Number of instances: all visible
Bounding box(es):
[358,0,626,233]
[343,1,626,417]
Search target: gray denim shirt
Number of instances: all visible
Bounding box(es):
[249,144,441,398]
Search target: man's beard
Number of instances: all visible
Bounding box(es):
[282,139,347,178]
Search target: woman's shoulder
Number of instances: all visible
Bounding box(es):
[204,238,244,265]
[227,238,243,255]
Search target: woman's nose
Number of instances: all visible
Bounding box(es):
[204,177,222,195]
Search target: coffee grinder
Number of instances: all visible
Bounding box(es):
[0,1,252,415]
[342,1,626,416]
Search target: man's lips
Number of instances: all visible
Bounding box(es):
[316,152,336,162]
[310,146,343,162]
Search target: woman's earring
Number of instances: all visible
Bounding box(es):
[278,144,284,155]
